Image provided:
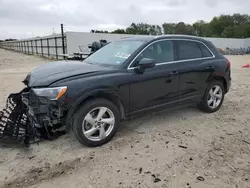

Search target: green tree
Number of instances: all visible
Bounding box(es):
[111,29,126,34]
[162,23,176,34]
[209,14,250,38]
[90,30,109,33]
[174,22,187,34]
[106,13,250,38]
[149,25,162,35]
[185,24,195,35]
[192,20,212,37]
[125,23,152,35]
[221,26,235,38]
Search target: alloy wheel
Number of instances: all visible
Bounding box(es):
[82,107,115,141]
[207,85,223,109]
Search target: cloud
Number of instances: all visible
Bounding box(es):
[0,0,249,39]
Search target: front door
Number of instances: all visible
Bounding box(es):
[127,40,180,114]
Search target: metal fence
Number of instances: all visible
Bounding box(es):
[0,35,66,59]
[0,24,67,60]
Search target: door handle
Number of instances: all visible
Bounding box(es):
[206,66,213,69]
[166,71,179,82]
[168,71,179,76]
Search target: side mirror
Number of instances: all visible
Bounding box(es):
[135,58,156,73]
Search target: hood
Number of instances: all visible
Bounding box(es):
[23,60,112,87]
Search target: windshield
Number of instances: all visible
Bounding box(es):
[84,40,146,66]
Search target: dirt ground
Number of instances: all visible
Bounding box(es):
[0,48,250,188]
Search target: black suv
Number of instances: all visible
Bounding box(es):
[17,35,231,147]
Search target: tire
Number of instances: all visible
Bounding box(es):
[198,80,225,113]
[72,98,121,147]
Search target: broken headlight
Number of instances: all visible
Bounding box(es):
[32,86,67,100]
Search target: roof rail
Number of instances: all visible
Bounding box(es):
[120,36,135,39]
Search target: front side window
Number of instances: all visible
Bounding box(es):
[132,40,174,67]
[84,40,146,67]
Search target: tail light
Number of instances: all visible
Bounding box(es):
[225,57,231,69]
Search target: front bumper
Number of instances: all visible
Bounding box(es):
[0,87,67,146]
[22,89,66,133]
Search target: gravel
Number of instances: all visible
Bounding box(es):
[0,49,250,188]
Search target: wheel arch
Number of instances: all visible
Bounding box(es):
[65,90,126,133]
[207,74,228,92]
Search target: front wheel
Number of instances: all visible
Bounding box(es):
[72,98,121,147]
[198,81,225,113]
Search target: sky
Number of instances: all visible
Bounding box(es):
[0,0,249,39]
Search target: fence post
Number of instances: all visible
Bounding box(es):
[55,37,58,59]
[31,40,34,54]
[47,38,50,57]
[27,41,29,54]
[41,39,43,56]
[61,23,66,59]
[21,41,23,52]
[35,40,38,55]
[24,41,26,53]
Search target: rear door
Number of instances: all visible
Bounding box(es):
[173,39,215,103]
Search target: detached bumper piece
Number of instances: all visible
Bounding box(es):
[0,92,39,146]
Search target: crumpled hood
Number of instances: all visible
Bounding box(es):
[23,60,112,87]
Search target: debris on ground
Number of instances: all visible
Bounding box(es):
[28,156,36,160]
[197,176,205,181]
[152,174,161,183]
[139,167,142,174]
[242,139,250,145]
[178,145,188,149]
[242,63,250,68]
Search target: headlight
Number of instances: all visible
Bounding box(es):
[33,86,67,100]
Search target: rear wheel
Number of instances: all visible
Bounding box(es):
[72,98,120,147]
[198,81,225,113]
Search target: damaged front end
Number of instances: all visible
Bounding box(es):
[0,88,36,146]
[0,87,67,146]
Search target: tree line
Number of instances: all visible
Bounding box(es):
[91,14,250,38]
[0,38,17,42]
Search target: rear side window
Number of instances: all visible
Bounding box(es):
[176,40,214,60]
[197,43,213,57]
[176,40,202,60]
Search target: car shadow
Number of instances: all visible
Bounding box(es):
[118,104,200,136]
[0,104,200,149]
[0,138,25,148]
